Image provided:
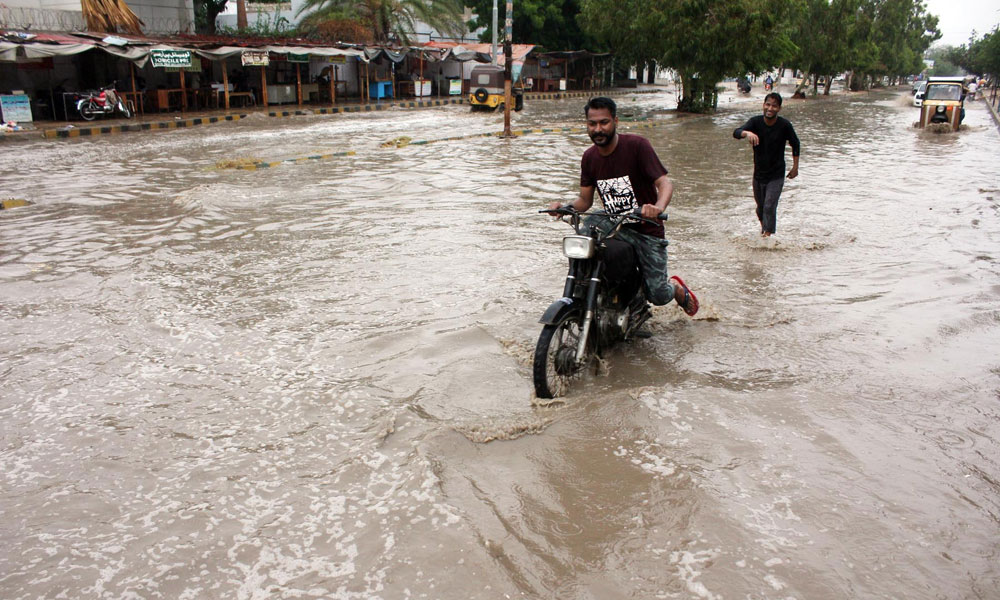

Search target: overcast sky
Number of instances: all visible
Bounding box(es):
[922,0,1000,47]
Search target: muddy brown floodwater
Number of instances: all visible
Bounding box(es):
[2,88,999,599]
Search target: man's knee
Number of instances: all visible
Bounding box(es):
[646,281,675,306]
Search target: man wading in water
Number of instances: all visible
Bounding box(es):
[546,97,699,320]
[733,92,801,237]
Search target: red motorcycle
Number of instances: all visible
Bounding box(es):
[76,82,133,120]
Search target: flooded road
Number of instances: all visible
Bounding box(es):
[2,89,999,599]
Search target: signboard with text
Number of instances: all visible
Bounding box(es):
[0,94,33,123]
[241,50,270,67]
[151,49,192,68]
[166,57,202,73]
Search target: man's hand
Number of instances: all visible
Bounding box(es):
[744,131,760,146]
[787,166,798,179]
[546,201,566,216]
[640,204,664,220]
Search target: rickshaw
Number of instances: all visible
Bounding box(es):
[917,77,966,131]
[468,64,524,112]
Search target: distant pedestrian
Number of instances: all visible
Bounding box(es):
[733,92,800,237]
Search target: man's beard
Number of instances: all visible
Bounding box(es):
[589,126,616,147]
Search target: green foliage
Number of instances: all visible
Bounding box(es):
[580,0,797,112]
[927,45,963,76]
[194,0,229,34]
[948,27,1000,78]
[786,0,938,93]
[787,0,858,93]
[577,0,660,67]
[465,0,595,51]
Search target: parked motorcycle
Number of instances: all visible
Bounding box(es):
[533,206,667,398]
[76,82,132,120]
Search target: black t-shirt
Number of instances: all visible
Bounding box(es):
[733,115,800,181]
[580,133,668,238]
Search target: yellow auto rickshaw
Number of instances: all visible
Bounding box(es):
[468,64,524,112]
[918,77,966,131]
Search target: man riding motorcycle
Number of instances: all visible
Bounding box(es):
[547,96,698,321]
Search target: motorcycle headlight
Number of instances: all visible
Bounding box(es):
[563,235,595,259]
[936,105,945,113]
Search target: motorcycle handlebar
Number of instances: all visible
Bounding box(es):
[538,206,668,224]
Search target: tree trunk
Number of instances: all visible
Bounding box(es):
[646,61,656,84]
[793,71,810,97]
[678,71,717,113]
[236,0,247,29]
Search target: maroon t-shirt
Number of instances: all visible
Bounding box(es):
[581,133,668,238]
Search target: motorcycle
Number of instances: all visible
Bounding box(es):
[533,206,667,399]
[76,82,132,121]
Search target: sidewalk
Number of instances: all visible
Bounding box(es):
[1,87,662,143]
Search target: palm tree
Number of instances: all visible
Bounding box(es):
[80,0,144,34]
[297,0,466,45]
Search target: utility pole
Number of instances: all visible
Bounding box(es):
[502,0,513,137]
[491,0,498,66]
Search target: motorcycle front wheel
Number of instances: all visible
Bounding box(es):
[533,311,587,399]
[78,100,97,121]
[118,101,132,119]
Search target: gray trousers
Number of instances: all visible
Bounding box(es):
[752,176,784,234]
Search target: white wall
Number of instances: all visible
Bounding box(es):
[0,0,194,33]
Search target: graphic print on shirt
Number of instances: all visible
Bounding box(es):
[596,176,637,215]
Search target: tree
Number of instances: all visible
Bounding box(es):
[80,0,144,34]
[465,0,595,51]
[296,0,467,45]
[194,0,228,34]
[580,0,797,112]
[787,0,863,96]
[927,44,962,76]
[844,0,938,89]
[577,0,660,69]
[949,28,1000,78]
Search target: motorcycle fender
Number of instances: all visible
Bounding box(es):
[539,297,581,325]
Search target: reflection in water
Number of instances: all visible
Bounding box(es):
[1,91,999,599]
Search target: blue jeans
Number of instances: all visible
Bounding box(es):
[585,215,675,306]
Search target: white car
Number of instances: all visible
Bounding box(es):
[913,81,927,107]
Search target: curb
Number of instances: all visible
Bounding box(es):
[983,97,1000,136]
[17,87,665,142]
[269,97,466,118]
[522,89,659,101]
[265,89,660,118]
[41,114,248,139]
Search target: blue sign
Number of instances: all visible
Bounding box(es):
[0,94,32,123]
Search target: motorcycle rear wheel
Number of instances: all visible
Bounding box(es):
[78,100,97,121]
[533,311,586,399]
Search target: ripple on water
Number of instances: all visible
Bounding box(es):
[3,89,1000,600]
